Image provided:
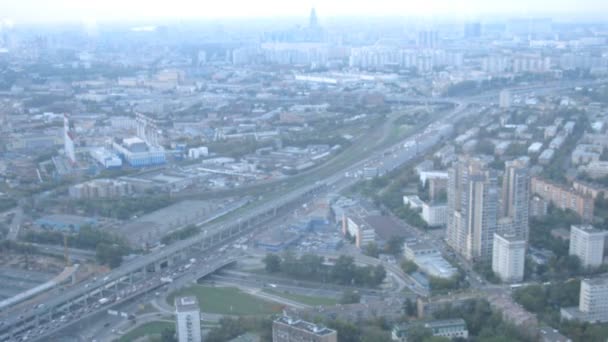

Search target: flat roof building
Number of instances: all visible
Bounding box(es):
[175,296,201,342]
[561,277,608,323]
[569,225,606,268]
[492,232,526,283]
[273,315,337,342]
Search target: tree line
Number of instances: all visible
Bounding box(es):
[263,253,386,288]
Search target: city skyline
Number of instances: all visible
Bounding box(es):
[2,0,608,24]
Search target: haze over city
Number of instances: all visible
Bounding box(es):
[1,1,608,342]
[2,0,608,22]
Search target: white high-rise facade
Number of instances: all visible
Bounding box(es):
[63,114,76,164]
[499,89,511,108]
[175,296,202,342]
[446,156,499,262]
[579,277,608,323]
[569,225,606,268]
[499,159,530,240]
[492,232,526,283]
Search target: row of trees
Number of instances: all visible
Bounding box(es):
[512,280,580,321]
[23,226,132,268]
[160,225,200,245]
[263,253,386,287]
[70,195,174,220]
[433,299,534,342]
[512,281,608,341]
[205,317,272,342]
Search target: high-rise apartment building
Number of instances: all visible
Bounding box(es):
[175,296,202,342]
[569,225,607,268]
[63,114,76,164]
[562,277,608,323]
[499,89,512,108]
[446,156,499,261]
[499,159,530,240]
[273,316,337,342]
[492,232,526,283]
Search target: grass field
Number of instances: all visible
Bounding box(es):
[115,321,174,342]
[167,286,283,315]
[263,289,338,307]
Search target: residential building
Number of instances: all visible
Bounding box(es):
[421,202,448,227]
[530,176,594,222]
[572,180,608,200]
[492,232,526,283]
[561,277,608,323]
[273,315,337,342]
[175,296,201,342]
[500,159,530,239]
[392,319,469,341]
[446,156,499,261]
[499,89,511,108]
[569,225,606,268]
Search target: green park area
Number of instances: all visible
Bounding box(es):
[115,321,174,342]
[262,289,338,307]
[168,286,282,315]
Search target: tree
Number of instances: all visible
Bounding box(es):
[401,259,418,274]
[161,327,177,342]
[372,265,387,286]
[340,289,361,304]
[406,325,433,342]
[404,298,417,317]
[331,256,356,285]
[364,242,380,258]
[386,236,405,256]
[263,254,281,273]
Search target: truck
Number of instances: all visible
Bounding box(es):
[98,298,110,305]
[160,277,173,284]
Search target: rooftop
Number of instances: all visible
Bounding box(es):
[275,316,336,336]
[175,296,199,312]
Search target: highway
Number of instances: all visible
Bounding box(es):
[3,79,598,341]
[3,91,471,342]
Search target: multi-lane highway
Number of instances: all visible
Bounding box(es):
[3,79,598,342]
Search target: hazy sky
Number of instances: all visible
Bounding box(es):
[2,0,608,23]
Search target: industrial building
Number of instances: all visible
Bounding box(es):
[68,179,132,199]
[392,319,469,341]
[112,137,166,167]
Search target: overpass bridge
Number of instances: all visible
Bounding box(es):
[3,255,240,342]
[0,182,325,341]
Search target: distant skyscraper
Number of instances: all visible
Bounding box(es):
[446,156,499,262]
[499,89,511,108]
[464,22,482,38]
[175,296,201,342]
[309,8,319,28]
[499,159,530,240]
[136,112,161,146]
[63,114,76,164]
[417,30,439,49]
